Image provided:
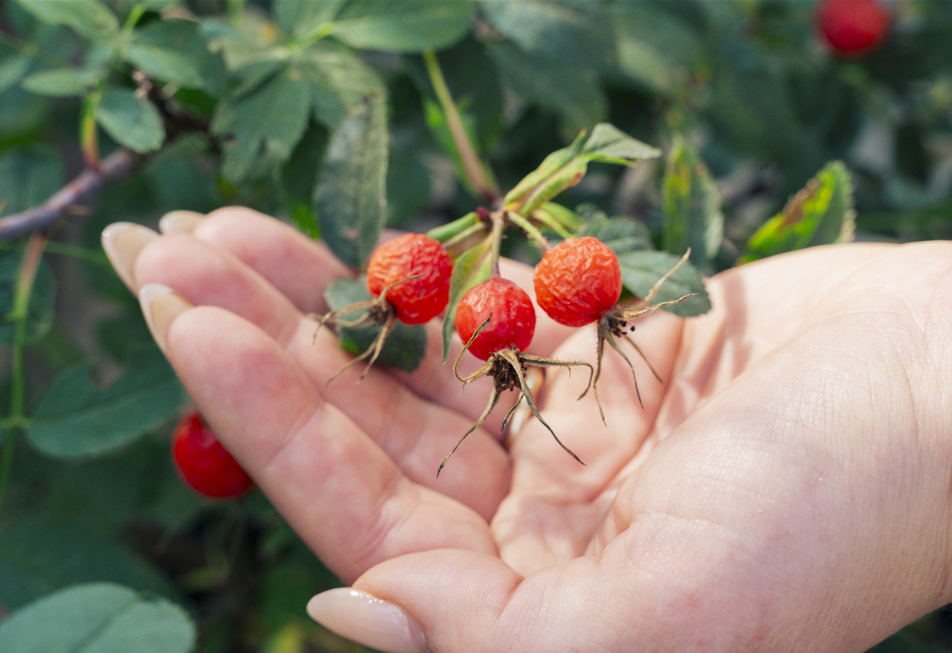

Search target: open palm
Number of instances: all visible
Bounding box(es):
[105,207,952,653]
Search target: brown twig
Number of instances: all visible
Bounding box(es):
[0,148,142,241]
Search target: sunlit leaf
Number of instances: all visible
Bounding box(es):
[0,583,194,653]
[15,0,120,41]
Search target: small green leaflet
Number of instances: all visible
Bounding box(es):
[740,160,855,264]
[441,238,493,361]
[615,249,711,318]
[15,0,120,42]
[330,0,475,53]
[95,88,165,154]
[0,583,194,653]
[316,93,389,269]
[324,277,427,373]
[661,136,724,269]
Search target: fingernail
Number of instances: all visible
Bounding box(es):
[307,588,428,653]
[159,210,205,234]
[101,222,158,291]
[139,283,191,355]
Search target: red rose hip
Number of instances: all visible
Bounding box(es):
[366,233,453,325]
[172,412,253,500]
[815,0,891,57]
[455,277,536,360]
[533,236,622,327]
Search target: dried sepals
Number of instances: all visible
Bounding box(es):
[437,318,593,477]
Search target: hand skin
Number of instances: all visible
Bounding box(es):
[104,207,952,653]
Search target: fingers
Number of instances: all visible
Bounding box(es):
[140,284,497,583]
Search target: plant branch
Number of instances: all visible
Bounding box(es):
[0,148,141,241]
[423,51,499,204]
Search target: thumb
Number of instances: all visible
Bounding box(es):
[308,550,522,653]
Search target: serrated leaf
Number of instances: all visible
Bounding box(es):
[15,0,120,41]
[0,583,195,653]
[0,251,55,344]
[95,88,165,153]
[324,277,426,373]
[315,92,388,268]
[741,161,855,264]
[331,0,474,53]
[26,348,188,459]
[127,19,225,94]
[297,42,386,129]
[441,239,493,361]
[0,521,174,612]
[481,0,611,65]
[616,249,710,318]
[579,215,653,255]
[582,123,662,165]
[212,65,312,182]
[20,67,100,97]
[661,136,724,269]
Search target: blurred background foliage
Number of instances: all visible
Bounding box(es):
[1,0,952,651]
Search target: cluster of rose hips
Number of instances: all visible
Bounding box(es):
[324,218,692,475]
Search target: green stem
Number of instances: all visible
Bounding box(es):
[0,233,47,518]
[426,211,480,243]
[423,51,498,203]
[506,211,552,253]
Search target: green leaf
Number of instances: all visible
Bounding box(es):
[0,52,31,94]
[441,239,493,361]
[0,521,175,612]
[15,0,120,41]
[20,67,100,97]
[0,251,55,344]
[661,136,724,269]
[95,88,165,154]
[127,19,225,94]
[325,277,426,373]
[274,0,347,37]
[481,0,612,65]
[579,214,653,255]
[331,0,474,53]
[582,123,662,165]
[0,582,195,653]
[615,249,711,318]
[26,347,188,459]
[487,40,606,134]
[315,92,389,268]
[741,161,855,264]
[212,65,312,183]
[297,42,386,129]
[279,121,327,238]
[0,145,65,216]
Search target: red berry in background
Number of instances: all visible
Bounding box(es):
[172,412,253,500]
[366,233,453,325]
[455,277,536,360]
[533,236,623,327]
[816,0,891,57]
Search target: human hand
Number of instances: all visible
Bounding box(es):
[103,207,952,653]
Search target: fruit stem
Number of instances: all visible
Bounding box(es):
[423,52,499,204]
[506,210,552,252]
[489,210,507,278]
[426,211,480,244]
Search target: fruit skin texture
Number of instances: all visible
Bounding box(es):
[456,277,536,360]
[366,233,453,325]
[172,412,253,500]
[534,236,623,327]
[816,0,890,57]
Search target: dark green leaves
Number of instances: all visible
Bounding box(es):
[331,1,475,53]
[15,0,119,42]
[324,277,426,373]
[616,249,711,318]
[0,250,55,344]
[95,88,166,153]
[26,348,188,459]
[661,136,724,269]
[127,19,225,94]
[316,93,388,268]
[741,161,855,264]
[0,583,195,653]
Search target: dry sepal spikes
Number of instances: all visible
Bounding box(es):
[315,233,452,382]
[439,278,594,477]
